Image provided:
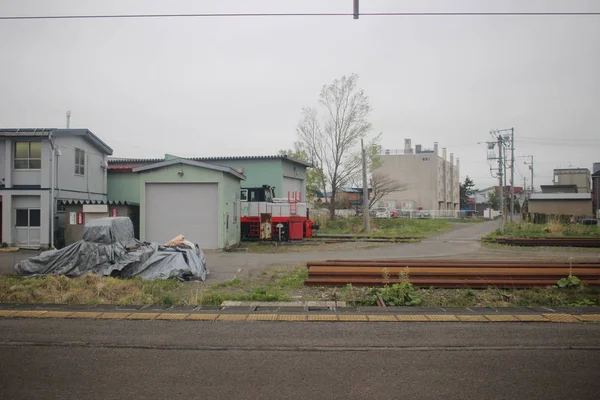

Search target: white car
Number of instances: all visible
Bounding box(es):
[374,207,391,218]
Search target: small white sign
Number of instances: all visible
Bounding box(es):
[69,212,76,225]
[83,204,108,213]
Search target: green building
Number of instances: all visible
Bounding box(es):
[107,155,311,249]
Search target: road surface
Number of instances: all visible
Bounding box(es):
[1,318,599,399]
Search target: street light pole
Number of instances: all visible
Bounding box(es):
[361,139,370,232]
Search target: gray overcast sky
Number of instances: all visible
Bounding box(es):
[1,0,599,190]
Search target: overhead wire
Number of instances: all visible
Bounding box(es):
[1,11,600,20]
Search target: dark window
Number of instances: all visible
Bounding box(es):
[15,209,41,227]
[14,142,42,170]
[29,210,41,227]
[75,148,85,175]
[16,210,29,227]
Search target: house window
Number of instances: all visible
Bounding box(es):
[14,142,41,170]
[240,189,248,202]
[16,209,41,227]
[75,148,85,175]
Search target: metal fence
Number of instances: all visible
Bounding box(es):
[394,210,480,219]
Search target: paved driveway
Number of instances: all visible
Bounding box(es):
[204,220,503,281]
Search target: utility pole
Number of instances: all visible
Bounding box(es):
[66,110,71,128]
[502,140,507,219]
[498,135,505,232]
[353,0,359,19]
[529,156,534,194]
[510,128,515,222]
[361,139,370,232]
[521,155,534,195]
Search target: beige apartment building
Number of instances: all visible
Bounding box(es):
[375,139,460,211]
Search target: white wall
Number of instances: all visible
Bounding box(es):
[0,140,5,186]
[54,136,107,198]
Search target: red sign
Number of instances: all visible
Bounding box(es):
[77,212,85,225]
[418,207,423,211]
[111,208,118,217]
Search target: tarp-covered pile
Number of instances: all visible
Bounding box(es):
[14,217,207,281]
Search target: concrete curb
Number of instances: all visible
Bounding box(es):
[0,309,598,323]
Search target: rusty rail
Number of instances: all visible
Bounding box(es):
[304,259,600,288]
[484,237,600,248]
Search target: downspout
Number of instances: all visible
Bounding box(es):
[49,133,56,249]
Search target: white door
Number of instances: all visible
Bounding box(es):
[282,177,304,201]
[15,208,41,246]
[145,183,219,249]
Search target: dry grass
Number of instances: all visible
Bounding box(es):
[2,268,598,308]
[546,220,564,235]
[0,274,182,305]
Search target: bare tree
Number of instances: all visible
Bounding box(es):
[368,172,407,209]
[296,74,372,219]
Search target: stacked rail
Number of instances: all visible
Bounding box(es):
[304,259,600,288]
[484,237,600,248]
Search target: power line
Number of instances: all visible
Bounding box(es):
[520,136,600,142]
[1,11,600,20]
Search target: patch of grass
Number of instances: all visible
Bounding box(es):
[451,218,486,223]
[181,266,308,305]
[487,222,600,239]
[319,217,452,237]
[211,278,244,289]
[243,241,388,253]
[338,286,599,308]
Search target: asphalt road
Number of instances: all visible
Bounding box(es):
[1,319,599,399]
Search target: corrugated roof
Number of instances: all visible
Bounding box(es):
[0,128,113,155]
[132,158,246,180]
[108,157,162,163]
[108,155,313,167]
[189,155,313,167]
[530,193,591,200]
[107,164,144,172]
[60,200,139,206]
[0,128,53,137]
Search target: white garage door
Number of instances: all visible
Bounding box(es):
[282,177,304,201]
[145,183,219,249]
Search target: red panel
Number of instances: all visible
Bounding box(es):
[289,220,304,240]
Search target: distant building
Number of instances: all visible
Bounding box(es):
[375,139,459,211]
[472,186,524,213]
[529,193,592,216]
[529,170,594,217]
[553,168,591,193]
[335,188,371,211]
[592,163,600,217]
[540,185,578,194]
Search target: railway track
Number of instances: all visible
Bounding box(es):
[483,237,600,248]
[304,259,600,288]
